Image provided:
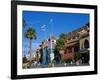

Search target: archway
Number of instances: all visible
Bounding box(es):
[84,39,89,49]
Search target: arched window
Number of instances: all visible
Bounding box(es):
[84,39,89,49]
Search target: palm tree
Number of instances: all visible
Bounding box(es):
[22,19,26,58]
[23,19,26,28]
[25,26,37,65]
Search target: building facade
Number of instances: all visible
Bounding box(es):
[61,23,89,64]
[35,36,56,65]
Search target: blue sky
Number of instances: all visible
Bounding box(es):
[22,11,89,56]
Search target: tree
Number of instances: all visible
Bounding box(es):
[56,33,67,63]
[23,55,28,63]
[22,19,26,62]
[74,52,81,62]
[25,26,37,64]
[23,19,26,28]
[74,50,89,64]
[56,33,67,50]
[59,33,67,41]
[54,47,61,63]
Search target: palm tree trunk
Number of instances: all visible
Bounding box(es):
[29,39,32,65]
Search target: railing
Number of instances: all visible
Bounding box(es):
[67,37,79,43]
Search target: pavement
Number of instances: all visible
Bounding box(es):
[29,62,89,68]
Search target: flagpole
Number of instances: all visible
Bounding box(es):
[49,19,52,54]
[50,19,54,66]
[41,24,46,40]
